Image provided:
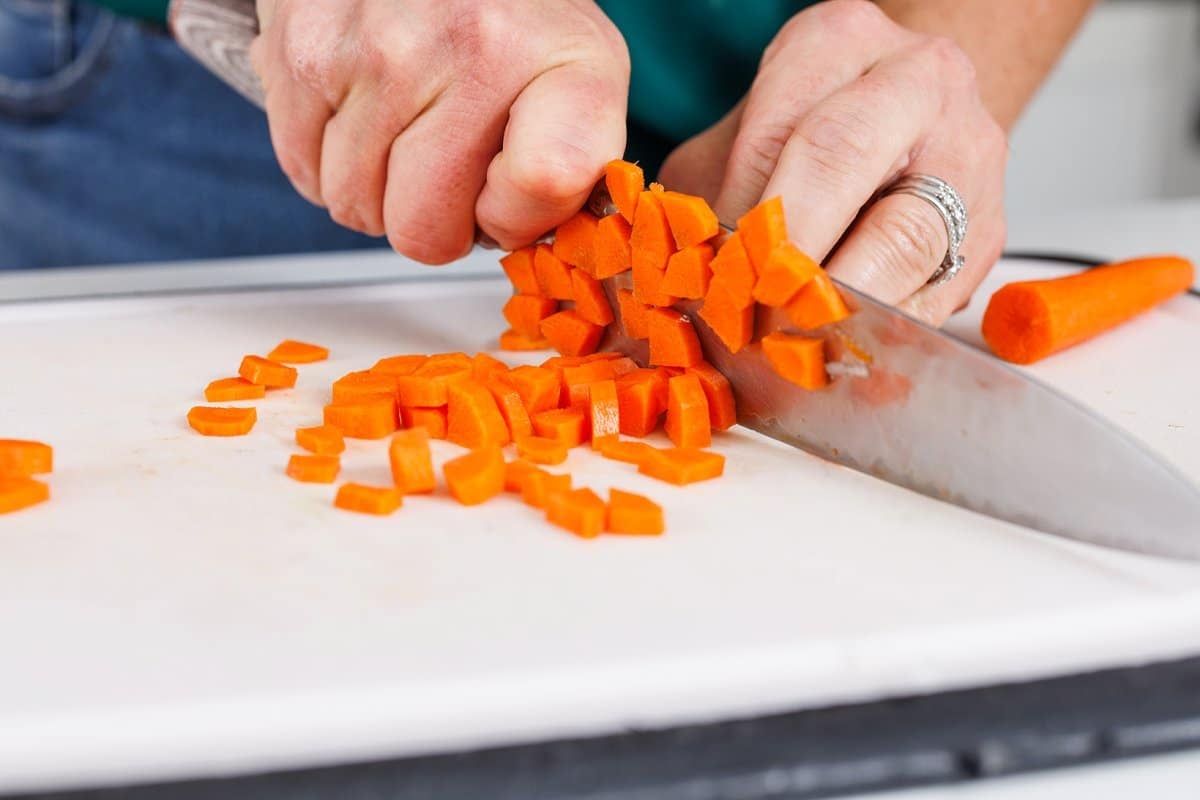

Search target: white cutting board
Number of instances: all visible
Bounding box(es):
[0,255,1198,793]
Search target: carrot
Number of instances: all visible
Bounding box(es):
[631,190,674,274]
[598,438,657,465]
[540,310,604,357]
[632,258,677,308]
[503,294,558,339]
[295,424,345,455]
[587,379,621,447]
[323,396,398,439]
[649,182,665,194]
[443,445,506,506]
[638,447,726,485]
[606,489,664,535]
[370,354,428,376]
[664,374,712,448]
[570,268,615,326]
[396,362,472,407]
[286,453,341,484]
[605,159,644,223]
[613,289,648,340]
[646,307,704,368]
[505,458,539,493]
[446,381,510,449]
[266,339,328,364]
[504,365,561,415]
[0,440,53,477]
[686,362,737,431]
[615,369,668,437]
[332,370,401,402]
[660,192,719,248]
[533,244,575,300]
[698,275,756,354]
[753,241,821,307]
[425,352,473,369]
[0,478,50,514]
[981,255,1196,365]
[662,243,714,299]
[609,357,639,376]
[532,407,588,448]
[737,195,787,273]
[521,469,573,510]
[187,406,257,436]
[500,246,541,295]
[238,355,297,389]
[709,231,757,308]
[546,487,606,539]
[486,379,534,441]
[389,428,436,494]
[400,405,448,439]
[472,352,510,382]
[515,435,569,465]
[499,328,551,352]
[593,213,634,279]
[562,360,616,408]
[785,271,850,330]
[203,377,266,403]
[761,332,828,389]
[552,211,600,274]
[334,482,403,515]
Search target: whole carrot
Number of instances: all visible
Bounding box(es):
[982,255,1194,365]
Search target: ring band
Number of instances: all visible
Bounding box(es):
[880,173,968,286]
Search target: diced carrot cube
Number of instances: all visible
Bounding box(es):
[0,478,50,514]
[646,307,704,368]
[503,294,559,339]
[785,271,851,330]
[753,241,821,307]
[737,195,788,273]
[486,379,533,441]
[662,243,714,299]
[389,428,436,494]
[370,354,428,376]
[266,339,328,364]
[505,459,540,493]
[204,377,266,402]
[446,380,510,449]
[334,482,402,515]
[443,445,505,506]
[515,435,569,465]
[332,370,401,402]
[295,424,345,455]
[638,448,726,485]
[598,438,657,465]
[238,355,297,389]
[631,190,674,274]
[660,191,719,248]
[396,363,472,407]
[665,374,711,449]
[504,365,561,415]
[570,268,615,326]
[615,369,668,437]
[499,328,551,351]
[531,407,588,448]
[698,275,756,354]
[562,361,616,408]
[323,396,398,439]
[761,333,829,389]
[605,159,644,223]
[521,469,572,509]
[616,289,651,339]
[500,247,540,294]
[187,406,257,437]
[0,439,53,477]
[553,210,600,274]
[709,231,756,308]
[606,488,664,535]
[593,213,634,279]
[546,488,606,539]
[686,362,737,431]
[400,405,448,439]
[587,379,620,447]
[286,453,340,483]
[534,243,575,300]
[540,310,604,357]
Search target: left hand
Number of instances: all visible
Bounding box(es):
[658,0,1008,326]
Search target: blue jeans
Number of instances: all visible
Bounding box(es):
[0,0,385,270]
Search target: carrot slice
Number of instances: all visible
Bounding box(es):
[605,159,644,223]
[686,362,737,431]
[540,310,604,357]
[295,424,345,455]
[615,369,668,437]
[546,487,606,539]
[521,469,573,510]
[638,448,726,485]
[593,213,634,279]
[370,354,428,376]
[761,332,828,389]
[709,231,756,308]
[662,243,714,300]
[570,268,615,326]
[649,182,665,194]
[584,352,626,361]
[606,488,664,535]
[785,271,850,330]
[562,360,616,408]
[499,328,551,351]
[552,211,600,274]
[982,255,1196,365]
[400,405,448,439]
[646,307,704,368]
[504,365,561,416]
[609,356,639,376]
[204,377,266,403]
[238,355,297,389]
[443,445,505,506]
[396,363,472,407]
[500,247,541,295]
[266,339,328,364]
[533,244,575,300]
[698,274,756,354]
[587,379,621,448]
[446,381,510,449]
[753,241,821,307]
[0,477,50,514]
[631,190,674,273]
[737,195,788,274]
[503,294,559,339]
[187,406,257,436]
[286,453,340,484]
[660,191,719,248]
[665,374,711,449]
[389,428,436,494]
[616,289,651,339]
[532,407,588,447]
[323,396,398,439]
[515,435,569,465]
[472,352,510,382]
[598,438,657,465]
[505,458,539,493]
[0,440,53,477]
[486,379,533,441]
[334,482,402,515]
[425,352,473,369]
[332,370,401,402]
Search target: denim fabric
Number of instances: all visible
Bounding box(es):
[0,0,385,270]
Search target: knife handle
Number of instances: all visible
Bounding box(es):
[168,0,265,109]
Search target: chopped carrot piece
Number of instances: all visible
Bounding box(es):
[0,477,50,514]
[266,339,328,364]
[761,333,828,389]
[499,328,550,351]
[605,159,644,223]
[737,195,788,274]
[534,243,575,300]
[686,362,737,431]
[334,482,402,515]
[587,379,621,447]
[443,445,505,506]
[204,377,266,402]
[698,275,755,354]
[532,407,588,448]
[332,370,401,402]
[485,379,533,441]
[609,356,639,376]
[400,405,448,439]
[446,381,510,449]
[323,396,398,439]
[660,191,719,248]
[504,365,561,415]
[665,374,711,449]
[649,182,665,194]
[500,247,541,294]
[547,487,606,539]
[472,352,510,382]
[562,360,616,408]
[503,294,559,339]
[521,469,572,509]
[570,268,615,326]
[615,369,668,437]
[593,213,634,279]
[598,438,657,465]
[187,406,257,436]
[515,435,569,465]
[638,447,726,485]
[286,453,340,484]
[631,190,674,274]
[0,439,53,477]
[370,354,428,376]
[709,231,756,308]
[753,241,821,307]
[389,428,436,494]
[632,259,677,308]
[785,271,850,330]
[646,307,704,368]
[616,289,651,339]
[425,352,473,369]
[662,243,714,299]
[238,355,297,389]
[505,458,539,493]
[295,424,345,455]
[540,310,604,357]
[540,354,588,370]
[553,211,600,274]
[396,363,472,407]
[584,352,626,361]
[606,488,664,535]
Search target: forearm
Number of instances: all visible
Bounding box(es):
[874,0,1097,129]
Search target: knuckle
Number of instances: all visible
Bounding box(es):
[794,103,876,181]
[277,12,342,91]
[814,0,891,37]
[921,36,977,84]
[865,201,947,279]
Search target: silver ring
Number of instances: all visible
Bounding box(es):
[880,173,968,286]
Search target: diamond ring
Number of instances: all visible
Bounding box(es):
[880,174,968,286]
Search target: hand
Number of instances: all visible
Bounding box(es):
[250,0,630,263]
[659,0,1008,325]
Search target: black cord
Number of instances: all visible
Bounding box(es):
[1001,249,1200,298]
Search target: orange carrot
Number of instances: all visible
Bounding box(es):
[396,362,472,407]
[605,159,644,223]
[664,374,711,448]
[0,440,53,477]
[587,379,621,447]
[562,360,616,408]
[698,275,755,354]
[204,377,266,403]
[737,195,787,273]
[334,482,403,515]
[500,246,541,295]
[485,379,533,441]
[0,478,50,514]
[295,424,345,455]
[446,381,510,449]
[632,258,677,308]
[532,407,588,448]
[631,190,674,273]
[546,487,606,539]
[323,396,398,439]
[504,365,561,415]
[615,369,668,437]
[266,339,328,364]
[503,294,559,339]
[187,406,257,436]
[570,268,615,326]
[593,213,634,279]
[370,354,428,376]
[443,445,506,506]
[472,352,510,382]
[662,243,714,299]
[646,307,704,368]
[761,332,828,389]
[709,231,757,308]
[686,362,737,431]
[425,352,473,369]
[598,438,657,465]
[649,182,665,194]
[238,355,297,389]
[606,488,664,535]
[638,447,726,485]
[286,453,340,483]
[552,211,600,274]
[616,289,651,339]
[533,244,575,300]
[584,352,627,361]
[981,255,1196,365]
[332,370,401,402]
[389,428,436,493]
[515,435,569,465]
[785,271,850,330]
[400,405,448,439]
[609,356,640,376]
[499,328,551,352]
[753,242,821,307]
[505,458,539,493]
[540,310,604,357]
[521,469,573,510]
[660,191,719,248]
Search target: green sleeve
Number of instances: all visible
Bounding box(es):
[92,0,169,24]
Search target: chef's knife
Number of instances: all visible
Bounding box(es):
[170,0,1200,560]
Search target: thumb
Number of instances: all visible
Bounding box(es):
[657,100,744,210]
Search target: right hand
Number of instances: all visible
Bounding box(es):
[250,0,630,263]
